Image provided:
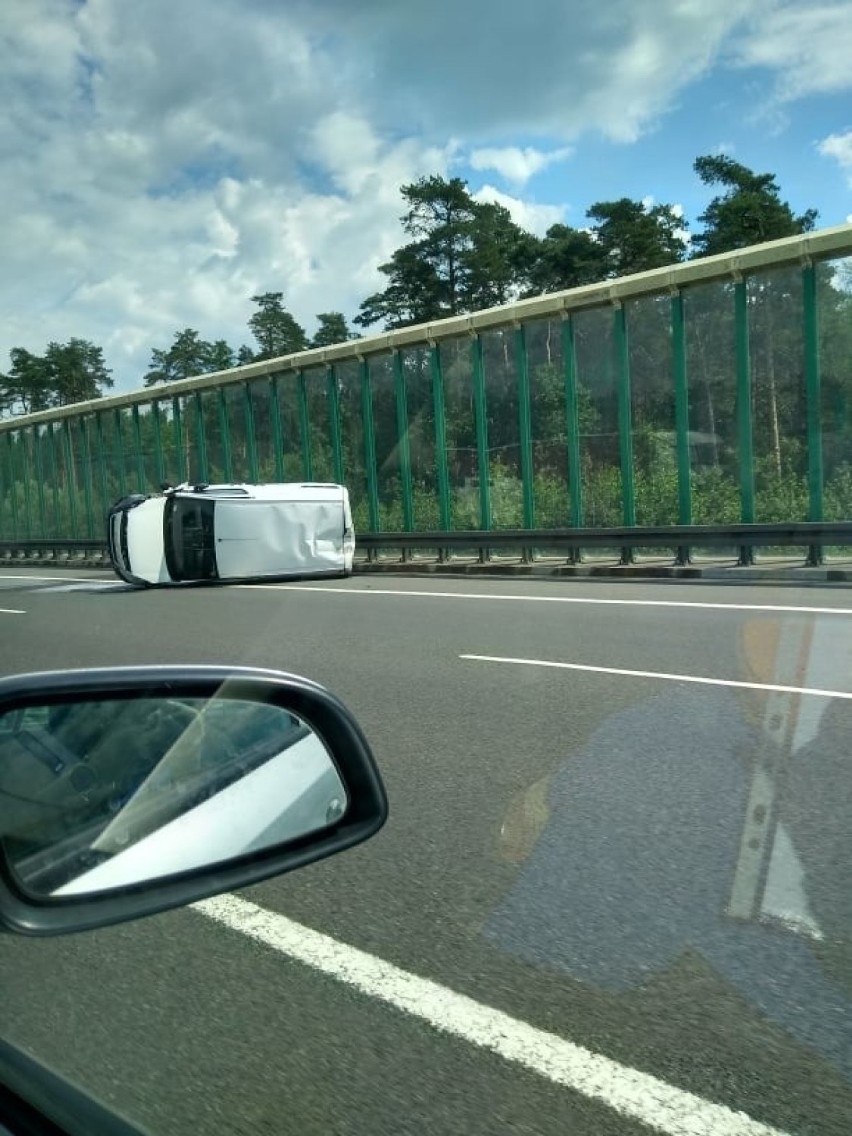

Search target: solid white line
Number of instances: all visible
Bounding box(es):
[0,607,25,615]
[461,654,852,700]
[196,894,789,1136]
[0,573,108,583]
[234,582,852,617]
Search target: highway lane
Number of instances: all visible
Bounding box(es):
[0,569,850,1135]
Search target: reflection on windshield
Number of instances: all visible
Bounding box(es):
[484,614,852,1084]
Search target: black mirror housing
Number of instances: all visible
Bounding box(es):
[0,666,387,936]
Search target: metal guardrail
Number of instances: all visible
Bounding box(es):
[3,522,851,569]
[358,522,852,567]
[0,539,110,564]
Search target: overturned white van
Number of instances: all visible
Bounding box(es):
[107,482,355,587]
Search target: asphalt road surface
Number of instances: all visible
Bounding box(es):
[1,568,851,1136]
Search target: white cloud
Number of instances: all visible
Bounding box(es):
[291,0,758,144]
[734,2,852,101]
[2,0,851,394]
[0,2,460,389]
[818,130,852,180]
[473,186,566,236]
[468,146,572,186]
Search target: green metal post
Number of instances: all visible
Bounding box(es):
[514,325,536,531]
[614,304,635,562]
[34,428,47,537]
[20,430,33,538]
[360,360,380,532]
[217,390,233,481]
[561,317,583,542]
[0,434,9,539]
[132,406,146,491]
[269,377,285,482]
[62,422,78,536]
[80,418,95,538]
[393,351,414,532]
[172,396,185,483]
[430,344,452,532]
[471,334,492,537]
[6,434,20,539]
[194,393,209,482]
[113,409,127,497]
[297,372,313,481]
[802,262,824,564]
[94,413,109,516]
[151,402,165,485]
[244,383,259,482]
[671,291,692,563]
[735,278,755,562]
[327,366,344,486]
[47,424,60,536]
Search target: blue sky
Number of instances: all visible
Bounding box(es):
[479,69,850,234]
[1,0,851,394]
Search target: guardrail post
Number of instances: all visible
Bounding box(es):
[735,277,755,564]
[0,438,7,540]
[194,392,209,483]
[243,382,259,483]
[471,333,491,559]
[4,433,20,540]
[360,359,380,539]
[17,429,34,541]
[80,418,96,538]
[34,427,47,538]
[297,370,313,481]
[614,303,635,563]
[94,413,109,516]
[171,396,185,485]
[269,376,285,482]
[151,402,165,485]
[47,423,60,537]
[430,343,452,551]
[393,350,414,544]
[514,326,536,552]
[113,408,127,498]
[561,315,583,562]
[217,390,233,482]
[327,365,344,486]
[132,405,146,492]
[671,290,692,564]
[803,260,824,565]
[61,421,77,537]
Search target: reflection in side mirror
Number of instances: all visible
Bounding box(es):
[0,667,387,935]
[1,696,347,898]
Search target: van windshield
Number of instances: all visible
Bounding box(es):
[163,497,218,582]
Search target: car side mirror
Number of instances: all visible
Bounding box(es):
[0,666,387,935]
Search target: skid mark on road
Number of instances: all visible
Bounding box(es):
[197,894,790,1136]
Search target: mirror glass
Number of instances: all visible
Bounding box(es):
[0,694,348,897]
